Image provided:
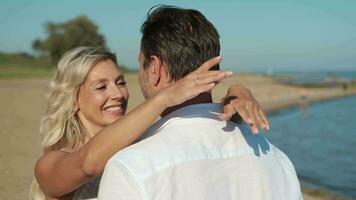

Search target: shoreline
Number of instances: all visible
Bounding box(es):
[264,87,356,115]
[213,73,356,115]
[0,75,355,200]
[302,186,354,200]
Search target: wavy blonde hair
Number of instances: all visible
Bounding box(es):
[30,46,118,200]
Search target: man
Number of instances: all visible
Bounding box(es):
[98,5,302,200]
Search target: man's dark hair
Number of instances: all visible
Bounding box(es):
[140,5,220,81]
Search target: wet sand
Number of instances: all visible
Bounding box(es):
[0,73,355,200]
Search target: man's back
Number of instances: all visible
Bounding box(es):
[98,103,302,200]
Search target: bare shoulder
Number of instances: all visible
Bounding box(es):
[33,148,90,198]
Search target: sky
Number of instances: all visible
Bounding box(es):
[0,0,356,71]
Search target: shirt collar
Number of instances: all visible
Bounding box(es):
[144,103,223,137]
[163,103,222,119]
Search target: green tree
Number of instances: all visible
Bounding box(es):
[33,15,107,63]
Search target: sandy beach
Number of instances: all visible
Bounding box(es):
[0,73,355,200]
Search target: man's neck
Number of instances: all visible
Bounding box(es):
[161,92,213,117]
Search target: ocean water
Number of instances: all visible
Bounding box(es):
[265,95,356,198]
[254,70,356,85]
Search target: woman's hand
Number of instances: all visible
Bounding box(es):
[160,56,232,107]
[219,85,270,134]
[156,56,269,134]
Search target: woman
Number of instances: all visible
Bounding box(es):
[31,47,268,200]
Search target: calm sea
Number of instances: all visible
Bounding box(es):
[265,95,356,198]
[254,70,356,85]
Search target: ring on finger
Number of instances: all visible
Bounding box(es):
[195,77,200,86]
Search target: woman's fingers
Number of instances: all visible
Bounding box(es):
[195,70,228,79]
[259,108,270,130]
[163,57,229,107]
[194,82,217,94]
[220,104,268,134]
[219,95,269,134]
[254,106,266,132]
[220,99,253,125]
[234,105,252,124]
[218,104,235,121]
[193,56,222,74]
[223,85,270,134]
[168,72,226,106]
[194,71,231,85]
[245,102,259,134]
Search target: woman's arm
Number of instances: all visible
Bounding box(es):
[35,57,228,198]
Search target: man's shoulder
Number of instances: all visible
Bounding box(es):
[110,131,164,161]
[107,118,278,180]
[107,131,175,182]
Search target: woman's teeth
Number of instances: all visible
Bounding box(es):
[105,106,121,111]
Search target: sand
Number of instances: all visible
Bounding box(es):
[0,73,355,200]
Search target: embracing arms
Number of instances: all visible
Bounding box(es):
[34,56,269,198]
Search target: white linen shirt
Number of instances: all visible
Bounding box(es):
[98,103,302,200]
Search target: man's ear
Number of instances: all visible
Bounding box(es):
[149,55,164,86]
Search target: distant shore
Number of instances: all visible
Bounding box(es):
[302,186,354,200]
[213,73,356,114]
[0,73,355,200]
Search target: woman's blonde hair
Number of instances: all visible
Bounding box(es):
[30,46,118,200]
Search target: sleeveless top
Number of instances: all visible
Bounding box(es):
[72,176,101,200]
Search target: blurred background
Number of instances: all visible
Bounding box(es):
[0,0,355,199]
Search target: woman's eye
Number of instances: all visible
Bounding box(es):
[95,85,106,90]
[116,81,126,86]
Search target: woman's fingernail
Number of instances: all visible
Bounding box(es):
[226,71,233,77]
[253,128,259,134]
[263,126,268,133]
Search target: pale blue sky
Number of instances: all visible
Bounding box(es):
[0,0,356,71]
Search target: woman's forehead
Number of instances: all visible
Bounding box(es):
[87,60,122,81]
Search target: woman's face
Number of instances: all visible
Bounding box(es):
[76,59,129,134]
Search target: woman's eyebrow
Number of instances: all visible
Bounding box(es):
[87,78,107,89]
[90,78,108,85]
[115,74,125,81]
[90,74,125,86]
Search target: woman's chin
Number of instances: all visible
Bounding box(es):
[103,113,124,123]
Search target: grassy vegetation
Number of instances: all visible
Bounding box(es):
[0,52,137,79]
[0,52,54,79]
[0,66,54,79]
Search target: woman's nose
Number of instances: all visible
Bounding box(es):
[109,84,123,99]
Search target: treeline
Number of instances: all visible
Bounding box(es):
[1,15,135,73]
[33,15,106,64]
[0,51,134,73]
[0,52,50,68]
